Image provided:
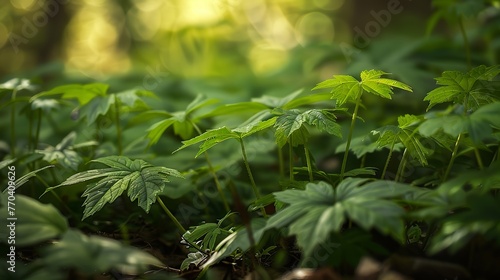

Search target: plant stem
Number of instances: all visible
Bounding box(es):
[443,133,462,182]
[340,94,362,180]
[474,148,484,170]
[278,145,285,179]
[191,122,231,214]
[289,141,294,181]
[240,140,260,200]
[304,144,313,182]
[360,154,366,168]
[34,109,42,151]
[395,148,408,182]
[381,140,396,179]
[458,15,471,70]
[10,89,17,157]
[156,196,186,234]
[114,96,123,155]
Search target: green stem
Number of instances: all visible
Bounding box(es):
[474,148,484,170]
[395,148,408,182]
[360,154,366,168]
[458,15,471,69]
[34,109,42,151]
[278,145,285,179]
[289,141,294,181]
[239,140,267,217]
[191,122,231,214]
[381,140,396,179]
[156,196,186,234]
[340,94,362,180]
[114,96,123,155]
[304,144,313,182]
[10,89,17,157]
[28,109,33,152]
[240,140,260,200]
[443,133,463,182]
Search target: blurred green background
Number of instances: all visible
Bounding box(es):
[2,0,498,91]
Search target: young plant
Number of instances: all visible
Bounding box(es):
[174,118,277,204]
[205,89,332,178]
[313,70,413,180]
[134,94,230,213]
[273,108,342,181]
[421,65,500,180]
[372,114,431,181]
[0,78,35,158]
[31,83,156,155]
[264,179,418,263]
[42,156,186,233]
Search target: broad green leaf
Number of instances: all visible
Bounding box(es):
[127,110,172,126]
[37,132,84,170]
[0,194,68,246]
[175,118,276,157]
[301,109,342,138]
[48,156,183,220]
[202,102,269,118]
[41,229,162,275]
[424,65,500,110]
[274,109,341,148]
[146,119,177,145]
[142,95,220,143]
[419,102,500,145]
[115,89,157,108]
[30,83,109,105]
[185,94,219,116]
[274,109,309,148]
[313,70,412,106]
[174,127,237,155]
[251,89,303,108]
[233,117,277,136]
[266,179,415,259]
[78,95,114,125]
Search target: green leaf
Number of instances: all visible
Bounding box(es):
[181,252,207,271]
[203,218,267,268]
[429,194,500,254]
[41,229,162,275]
[265,179,415,259]
[49,156,183,220]
[30,83,109,105]
[373,114,429,165]
[274,109,309,148]
[175,118,276,157]
[37,132,84,170]
[183,222,230,251]
[78,95,114,125]
[0,194,68,246]
[4,165,54,191]
[233,117,277,138]
[313,70,412,106]
[115,89,157,108]
[146,119,177,146]
[424,65,500,110]
[419,102,500,145]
